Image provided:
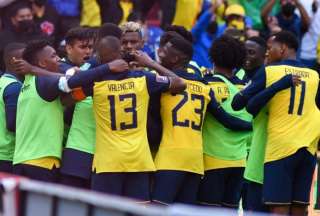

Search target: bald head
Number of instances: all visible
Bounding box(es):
[97,36,121,63]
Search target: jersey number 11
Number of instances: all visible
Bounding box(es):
[288,81,306,116]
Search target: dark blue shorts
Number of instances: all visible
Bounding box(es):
[198,167,244,208]
[152,170,201,205]
[13,164,59,183]
[60,148,93,179]
[263,147,316,205]
[242,180,268,213]
[91,172,151,201]
[0,160,12,173]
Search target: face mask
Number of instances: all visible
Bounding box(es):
[207,21,218,34]
[34,0,47,7]
[17,20,34,32]
[282,3,296,17]
[228,20,245,31]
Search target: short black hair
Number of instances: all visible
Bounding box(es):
[22,40,51,65]
[209,35,246,69]
[165,25,193,43]
[98,36,121,53]
[247,36,267,52]
[65,27,95,45]
[3,42,26,67]
[98,23,122,39]
[160,31,184,47]
[271,31,299,51]
[169,37,193,63]
[8,1,31,18]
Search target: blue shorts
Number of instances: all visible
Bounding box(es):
[60,148,93,179]
[242,180,268,213]
[152,170,201,205]
[0,160,12,173]
[91,172,151,202]
[198,167,244,208]
[60,173,91,189]
[263,147,316,206]
[13,164,59,183]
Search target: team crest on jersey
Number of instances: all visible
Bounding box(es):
[156,75,169,83]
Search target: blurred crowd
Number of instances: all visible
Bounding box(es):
[0,0,319,71]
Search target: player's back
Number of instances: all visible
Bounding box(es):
[155,71,211,174]
[92,70,169,173]
[265,60,320,162]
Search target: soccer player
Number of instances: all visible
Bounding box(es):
[13,40,127,182]
[59,36,186,202]
[198,36,252,209]
[59,27,96,188]
[159,26,203,77]
[152,36,252,205]
[233,31,320,215]
[120,22,144,63]
[240,36,269,213]
[0,43,26,173]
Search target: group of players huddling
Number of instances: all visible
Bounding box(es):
[0,21,319,216]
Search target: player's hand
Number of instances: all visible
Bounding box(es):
[131,51,154,67]
[291,75,302,86]
[10,57,32,74]
[108,59,129,73]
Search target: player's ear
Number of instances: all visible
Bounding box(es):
[38,59,46,68]
[280,44,286,55]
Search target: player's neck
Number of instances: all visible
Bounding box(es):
[214,67,233,78]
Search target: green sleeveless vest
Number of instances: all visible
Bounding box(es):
[203,74,252,160]
[65,63,95,154]
[65,97,95,154]
[14,75,64,164]
[244,107,268,184]
[0,75,18,161]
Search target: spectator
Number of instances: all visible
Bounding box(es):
[96,0,123,25]
[141,0,177,29]
[192,3,252,68]
[80,0,101,27]
[0,0,17,30]
[300,0,320,68]
[29,0,61,47]
[171,0,203,30]
[47,0,80,42]
[0,1,46,70]
[238,0,280,30]
[261,0,310,41]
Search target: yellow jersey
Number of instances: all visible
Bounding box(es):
[155,71,211,174]
[92,71,170,173]
[264,60,320,162]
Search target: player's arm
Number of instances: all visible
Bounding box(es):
[3,82,22,132]
[207,89,252,131]
[246,74,300,117]
[231,67,266,111]
[11,58,64,77]
[64,59,128,91]
[132,51,186,94]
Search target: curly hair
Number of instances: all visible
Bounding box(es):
[22,40,50,65]
[209,35,246,70]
